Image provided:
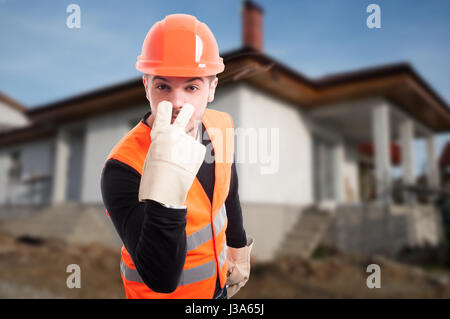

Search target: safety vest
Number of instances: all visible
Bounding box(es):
[105,108,234,299]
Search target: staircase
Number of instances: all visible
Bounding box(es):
[0,203,122,249]
[276,205,335,258]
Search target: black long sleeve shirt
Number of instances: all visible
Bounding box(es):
[100,111,247,294]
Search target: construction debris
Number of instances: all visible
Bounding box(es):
[0,228,449,298]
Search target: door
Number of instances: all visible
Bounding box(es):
[313,134,337,203]
[65,128,85,202]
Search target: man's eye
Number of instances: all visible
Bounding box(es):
[186,86,198,91]
[156,84,169,90]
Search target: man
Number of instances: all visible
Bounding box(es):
[101,13,254,299]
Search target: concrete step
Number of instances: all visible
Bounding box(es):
[283,231,324,243]
[281,241,314,252]
[292,222,327,230]
[275,208,335,258]
[276,246,311,258]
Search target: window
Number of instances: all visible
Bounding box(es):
[8,151,22,184]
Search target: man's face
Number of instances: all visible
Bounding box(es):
[143,74,218,136]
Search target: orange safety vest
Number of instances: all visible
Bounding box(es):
[105,108,234,299]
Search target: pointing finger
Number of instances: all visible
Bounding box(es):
[153,101,172,130]
[172,103,194,130]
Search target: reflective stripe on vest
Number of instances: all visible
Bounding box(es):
[121,242,227,286]
[187,204,227,251]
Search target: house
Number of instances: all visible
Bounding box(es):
[0,1,449,261]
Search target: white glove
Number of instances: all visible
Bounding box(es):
[226,236,254,298]
[138,101,206,206]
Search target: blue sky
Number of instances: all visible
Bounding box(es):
[1,0,449,176]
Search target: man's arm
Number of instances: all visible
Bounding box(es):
[225,161,247,248]
[101,158,187,293]
[224,160,254,299]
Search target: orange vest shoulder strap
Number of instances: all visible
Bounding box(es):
[202,109,235,210]
[203,109,234,131]
[203,109,235,164]
[106,122,150,175]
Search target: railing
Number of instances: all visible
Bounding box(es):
[391,182,448,205]
[4,175,52,207]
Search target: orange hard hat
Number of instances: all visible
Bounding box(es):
[136,14,225,77]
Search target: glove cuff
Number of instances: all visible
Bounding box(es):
[138,160,194,206]
[226,236,254,263]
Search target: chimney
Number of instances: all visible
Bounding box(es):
[242,0,264,51]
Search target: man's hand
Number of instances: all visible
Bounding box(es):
[226,236,254,298]
[138,101,206,206]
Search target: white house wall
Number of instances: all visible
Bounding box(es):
[0,101,29,131]
[208,82,243,127]
[81,104,148,203]
[238,83,312,205]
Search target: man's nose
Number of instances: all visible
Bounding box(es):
[170,91,185,111]
[171,104,183,117]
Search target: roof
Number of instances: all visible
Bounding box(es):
[1,46,449,147]
[220,47,450,132]
[0,92,26,113]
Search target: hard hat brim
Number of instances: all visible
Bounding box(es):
[136,60,225,77]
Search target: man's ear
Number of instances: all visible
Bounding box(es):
[142,75,150,100]
[207,77,218,103]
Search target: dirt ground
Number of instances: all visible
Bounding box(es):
[0,230,449,299]
[237,249,450,298]
[0,230,125,298]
